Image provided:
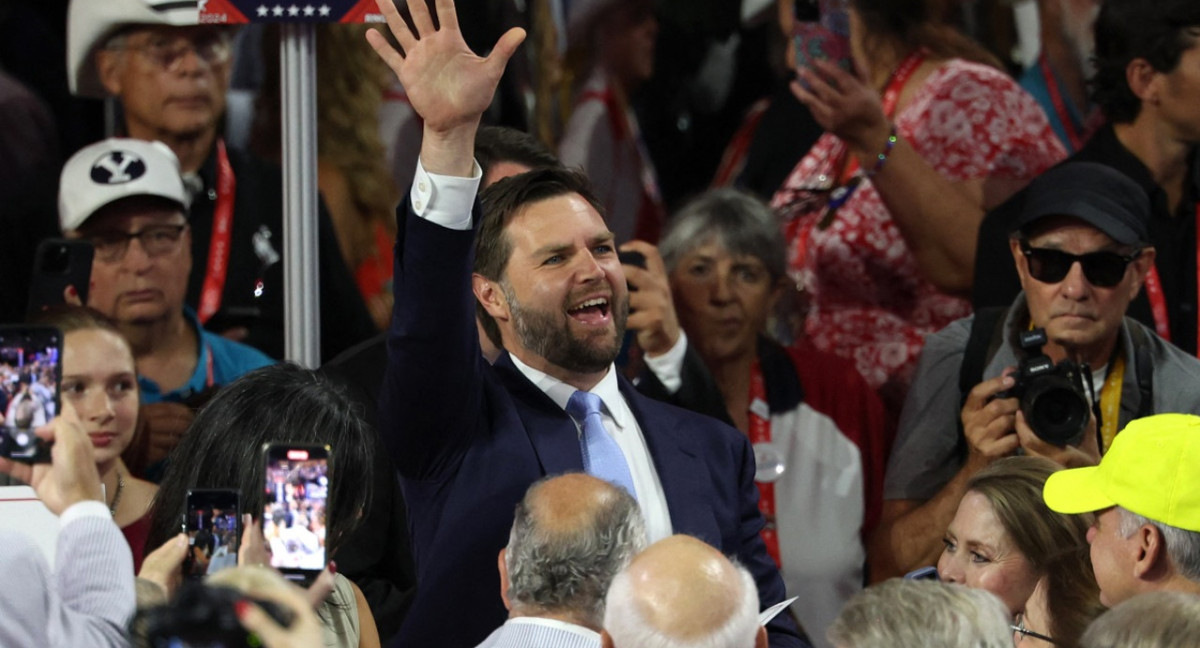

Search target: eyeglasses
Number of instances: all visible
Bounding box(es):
[1019,239,1142,288]
[88,224,188,263]
[1012,613,1061,645]
[116,31,232,72]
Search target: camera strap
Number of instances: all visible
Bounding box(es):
[1097,354,1125,452]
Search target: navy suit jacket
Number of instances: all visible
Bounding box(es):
[380,202,808,648]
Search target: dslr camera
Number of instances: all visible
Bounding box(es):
[995,328,1091,447]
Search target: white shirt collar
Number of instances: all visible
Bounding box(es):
[507,355,632,430]
[504,616,600,639]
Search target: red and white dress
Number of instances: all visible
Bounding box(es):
[770,59,1065,402]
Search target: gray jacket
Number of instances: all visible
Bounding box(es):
[885,294,1200,501]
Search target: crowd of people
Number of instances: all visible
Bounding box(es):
[1,0,1200,646]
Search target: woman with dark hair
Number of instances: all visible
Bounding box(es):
[144,363,379,648]
[769,0,1066,417]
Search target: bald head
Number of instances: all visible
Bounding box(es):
[503,473,647,628]
[603,535,765,648]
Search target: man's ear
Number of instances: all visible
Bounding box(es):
[1126,58,1162,107]
[600,630,615,648]
[95,49,126,97]
[1009,237,1031,289]
[473,274,509,322]
[497,548,512,611]
[1127,246,1156,299]
[1133,523,1171,582]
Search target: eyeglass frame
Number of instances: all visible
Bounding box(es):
[84,223,190,263]
[105,28,233,72]
[1017,238,1144,288]
[1011,612,1061,645]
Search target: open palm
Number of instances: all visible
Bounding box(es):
[367,0,525,134]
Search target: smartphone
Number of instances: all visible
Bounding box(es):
[0,325,60,463]
[262,443,331,584]
[26,239,94,318]
[618,250,647,292]
[793,0,853,76]
[182,489,241,580]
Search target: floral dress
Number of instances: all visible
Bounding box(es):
[770,59,1065,408]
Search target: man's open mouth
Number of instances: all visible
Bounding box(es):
[568,297,610,325]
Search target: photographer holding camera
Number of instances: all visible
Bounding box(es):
[871,162,1200,580]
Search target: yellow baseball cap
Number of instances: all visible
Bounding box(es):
[1043,413,1200,532]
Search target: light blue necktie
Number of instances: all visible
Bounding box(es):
[566,390,638,500]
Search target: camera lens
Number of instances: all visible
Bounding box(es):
[1023,381,1089,447]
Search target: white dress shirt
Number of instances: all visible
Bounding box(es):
[475,617,600,648]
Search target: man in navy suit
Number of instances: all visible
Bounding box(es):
[367,1,807,646]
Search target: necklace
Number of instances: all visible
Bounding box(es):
[108,472,125,518]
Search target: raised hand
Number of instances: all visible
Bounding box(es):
[792,59,891,157]
[0,407,103,516]
[366,0,525,144]
[620,241,681,357]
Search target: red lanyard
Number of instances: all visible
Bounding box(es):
[198,139,237,325]
[1142,203,1200,355]
[1039,54,1085,152]
[748,360,781,567]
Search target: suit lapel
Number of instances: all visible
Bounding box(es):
[619,378,715,541]
[493,354,585,477]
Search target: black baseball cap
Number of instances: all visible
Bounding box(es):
[1013,162,1151,246]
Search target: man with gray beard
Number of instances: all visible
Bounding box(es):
[368,1,805,646]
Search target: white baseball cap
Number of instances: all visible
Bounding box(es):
[68,0,202,98]
[59,138,191,232]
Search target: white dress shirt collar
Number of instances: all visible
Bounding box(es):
[506,355,632,430]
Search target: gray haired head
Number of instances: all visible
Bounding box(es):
[659,188,787,282]
[505,473,648,627]
[827,579,1013,648]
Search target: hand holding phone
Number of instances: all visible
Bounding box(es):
[183,489,242,580]
[0,325,60,464]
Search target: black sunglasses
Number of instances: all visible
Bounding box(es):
[1019,240,1142,288]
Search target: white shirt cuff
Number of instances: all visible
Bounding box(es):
[59,500,111,528]
[643,330,688,394]
[410,157,483,230]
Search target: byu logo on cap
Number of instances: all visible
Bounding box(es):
[91,150,147,185]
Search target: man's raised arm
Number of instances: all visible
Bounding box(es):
[366,0,524,178]
[369,0,525,478]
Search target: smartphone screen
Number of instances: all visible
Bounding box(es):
[0,326,60,463]
[26,239,94,319]
[262,444,330,582]
[183,489,241,580]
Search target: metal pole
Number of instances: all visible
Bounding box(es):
[280,23,320,367]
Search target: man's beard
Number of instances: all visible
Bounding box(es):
[503,282,629,374]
